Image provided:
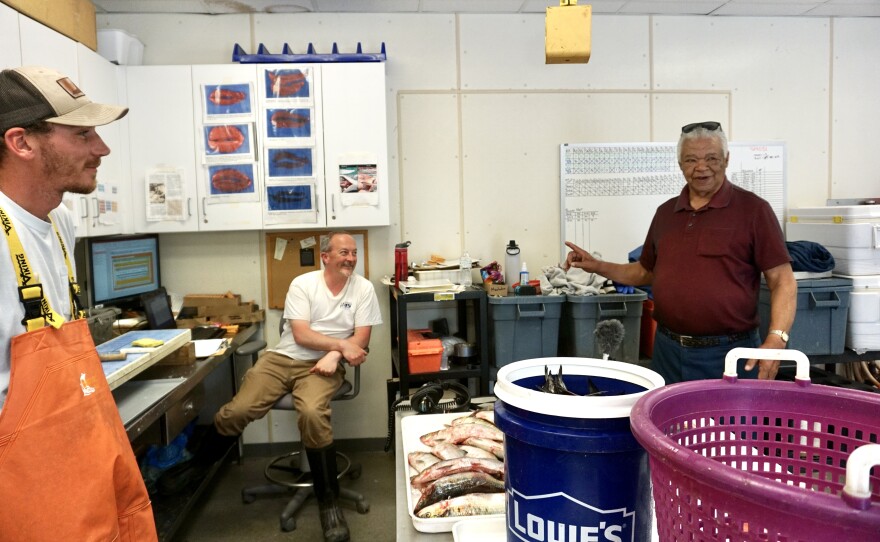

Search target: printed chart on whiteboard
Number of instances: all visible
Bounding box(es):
[559,142,786,263]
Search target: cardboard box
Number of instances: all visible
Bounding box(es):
[181,292,265,325]
[406,329,443,374]
[156,342,196,366]
[2,0,97,51]
[484,282,508,297]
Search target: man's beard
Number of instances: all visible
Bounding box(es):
[41,145,97,195]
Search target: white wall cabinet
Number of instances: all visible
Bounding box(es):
[72,44,130,238]
[127,65,201,233]
[320,63,390,228]
[127,62,388,233]
[0,3,21,67]
[191,64,264,231]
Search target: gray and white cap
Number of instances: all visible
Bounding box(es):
[0,65,128,134]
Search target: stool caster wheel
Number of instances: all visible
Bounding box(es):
[356,499,370,514]
[280,516,296,532]
[348,464,362,480]
[241,491,256,504]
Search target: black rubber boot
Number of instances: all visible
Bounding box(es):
[157,425,238,495]
[306,444,350,542]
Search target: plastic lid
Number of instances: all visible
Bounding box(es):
[494,357,666,419]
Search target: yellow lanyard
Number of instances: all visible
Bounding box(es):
[0,205,82,331]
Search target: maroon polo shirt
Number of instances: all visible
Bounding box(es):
[639,179,790,336]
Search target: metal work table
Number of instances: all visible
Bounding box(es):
[108,323,261,541]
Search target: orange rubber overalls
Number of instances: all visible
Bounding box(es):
[0,207,157,541]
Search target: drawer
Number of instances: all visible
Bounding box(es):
[161,382,205,444]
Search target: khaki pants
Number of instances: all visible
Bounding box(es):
[214,350,344,448]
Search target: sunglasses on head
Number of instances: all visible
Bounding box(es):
[681,121,722,133]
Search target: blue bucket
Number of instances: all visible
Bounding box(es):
[494,357,665,542]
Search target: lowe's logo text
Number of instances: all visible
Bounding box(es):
[507,489,635,542]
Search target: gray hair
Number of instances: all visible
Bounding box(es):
[320,230,352,253]
[677,126,728,162]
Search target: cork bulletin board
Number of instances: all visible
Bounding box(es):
[265,230,369,309]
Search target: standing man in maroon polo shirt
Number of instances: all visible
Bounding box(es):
[564,121,796,384]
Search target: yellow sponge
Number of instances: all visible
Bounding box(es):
[131,338,165,348]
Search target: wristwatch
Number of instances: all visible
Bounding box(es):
[769,329,789,343]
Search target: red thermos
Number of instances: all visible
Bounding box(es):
[394,241,411,288]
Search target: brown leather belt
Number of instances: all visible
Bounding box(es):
[658,326,752,348]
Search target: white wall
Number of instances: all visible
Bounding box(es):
[96,12,880,444]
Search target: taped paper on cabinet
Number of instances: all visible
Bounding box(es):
[146,168,187,221]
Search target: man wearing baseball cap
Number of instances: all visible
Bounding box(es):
[0,66,157,541]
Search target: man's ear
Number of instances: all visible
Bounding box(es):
[3,127,36,158]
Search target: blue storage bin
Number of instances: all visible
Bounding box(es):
[759,277,852,355]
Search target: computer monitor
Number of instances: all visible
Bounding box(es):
[88,234,161,311]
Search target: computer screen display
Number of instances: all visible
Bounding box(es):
[88,234,161,309]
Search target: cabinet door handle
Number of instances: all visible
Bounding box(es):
[92,196,100,227]
[79,196,89,219]
[202,197,208,222]
[187,197,192,217]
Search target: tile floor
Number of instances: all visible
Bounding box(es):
[173,450,397,541]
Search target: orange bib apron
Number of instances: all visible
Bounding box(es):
[0,319,157,541]
[0,205,156,541]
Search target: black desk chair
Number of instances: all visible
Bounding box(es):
[234,338,369,533]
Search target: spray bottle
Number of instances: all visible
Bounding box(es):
[519,262,529,288]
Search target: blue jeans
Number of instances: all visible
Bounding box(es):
[651,328,761,384]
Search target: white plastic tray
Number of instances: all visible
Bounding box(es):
[452,517,506,542]
[400,412,505,533]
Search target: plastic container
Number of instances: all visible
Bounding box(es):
[518,262,528,287]
[459,252,473,286]
[759,277,852,354]
[406,329,443,373]
[97,29,145,66]
[504,241,520,293]
[488,296,565,368]
[630,348,880,542]
[557,290,647,363]
[787,205,880,275]
[838,274,880,352]
[494,357,665,542]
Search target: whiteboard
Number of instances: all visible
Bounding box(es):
[559,142,786,263]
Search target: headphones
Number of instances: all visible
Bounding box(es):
[411,381,471,414]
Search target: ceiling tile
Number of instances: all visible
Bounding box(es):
[312,0,419,12]
[714,2,820,16]
[421,0,524,13]
[619,1,726,15]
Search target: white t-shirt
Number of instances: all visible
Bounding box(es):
[271,269,382,361]
[0,191,77,411]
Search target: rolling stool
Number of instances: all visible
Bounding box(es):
[234,339,370,533]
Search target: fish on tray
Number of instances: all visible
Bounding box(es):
[420,420,503,446]
[416,492,506,519]
[410,456,504,489]
[459,445,496,459]
[414,471,505,513]
[431,442,465,460]
[408,451,442,473]
[462,437,504,460]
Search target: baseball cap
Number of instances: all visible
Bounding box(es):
[0,66,128,134]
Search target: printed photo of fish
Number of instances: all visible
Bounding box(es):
[268,148,313,178]
[204,83,252,117]
[208,164,256,195]
[266,108,312,139]
[266,184,313,211]
[264,68,311,100]
[204,124,251,156]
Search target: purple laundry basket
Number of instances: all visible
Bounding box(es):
[630,348,880,542]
